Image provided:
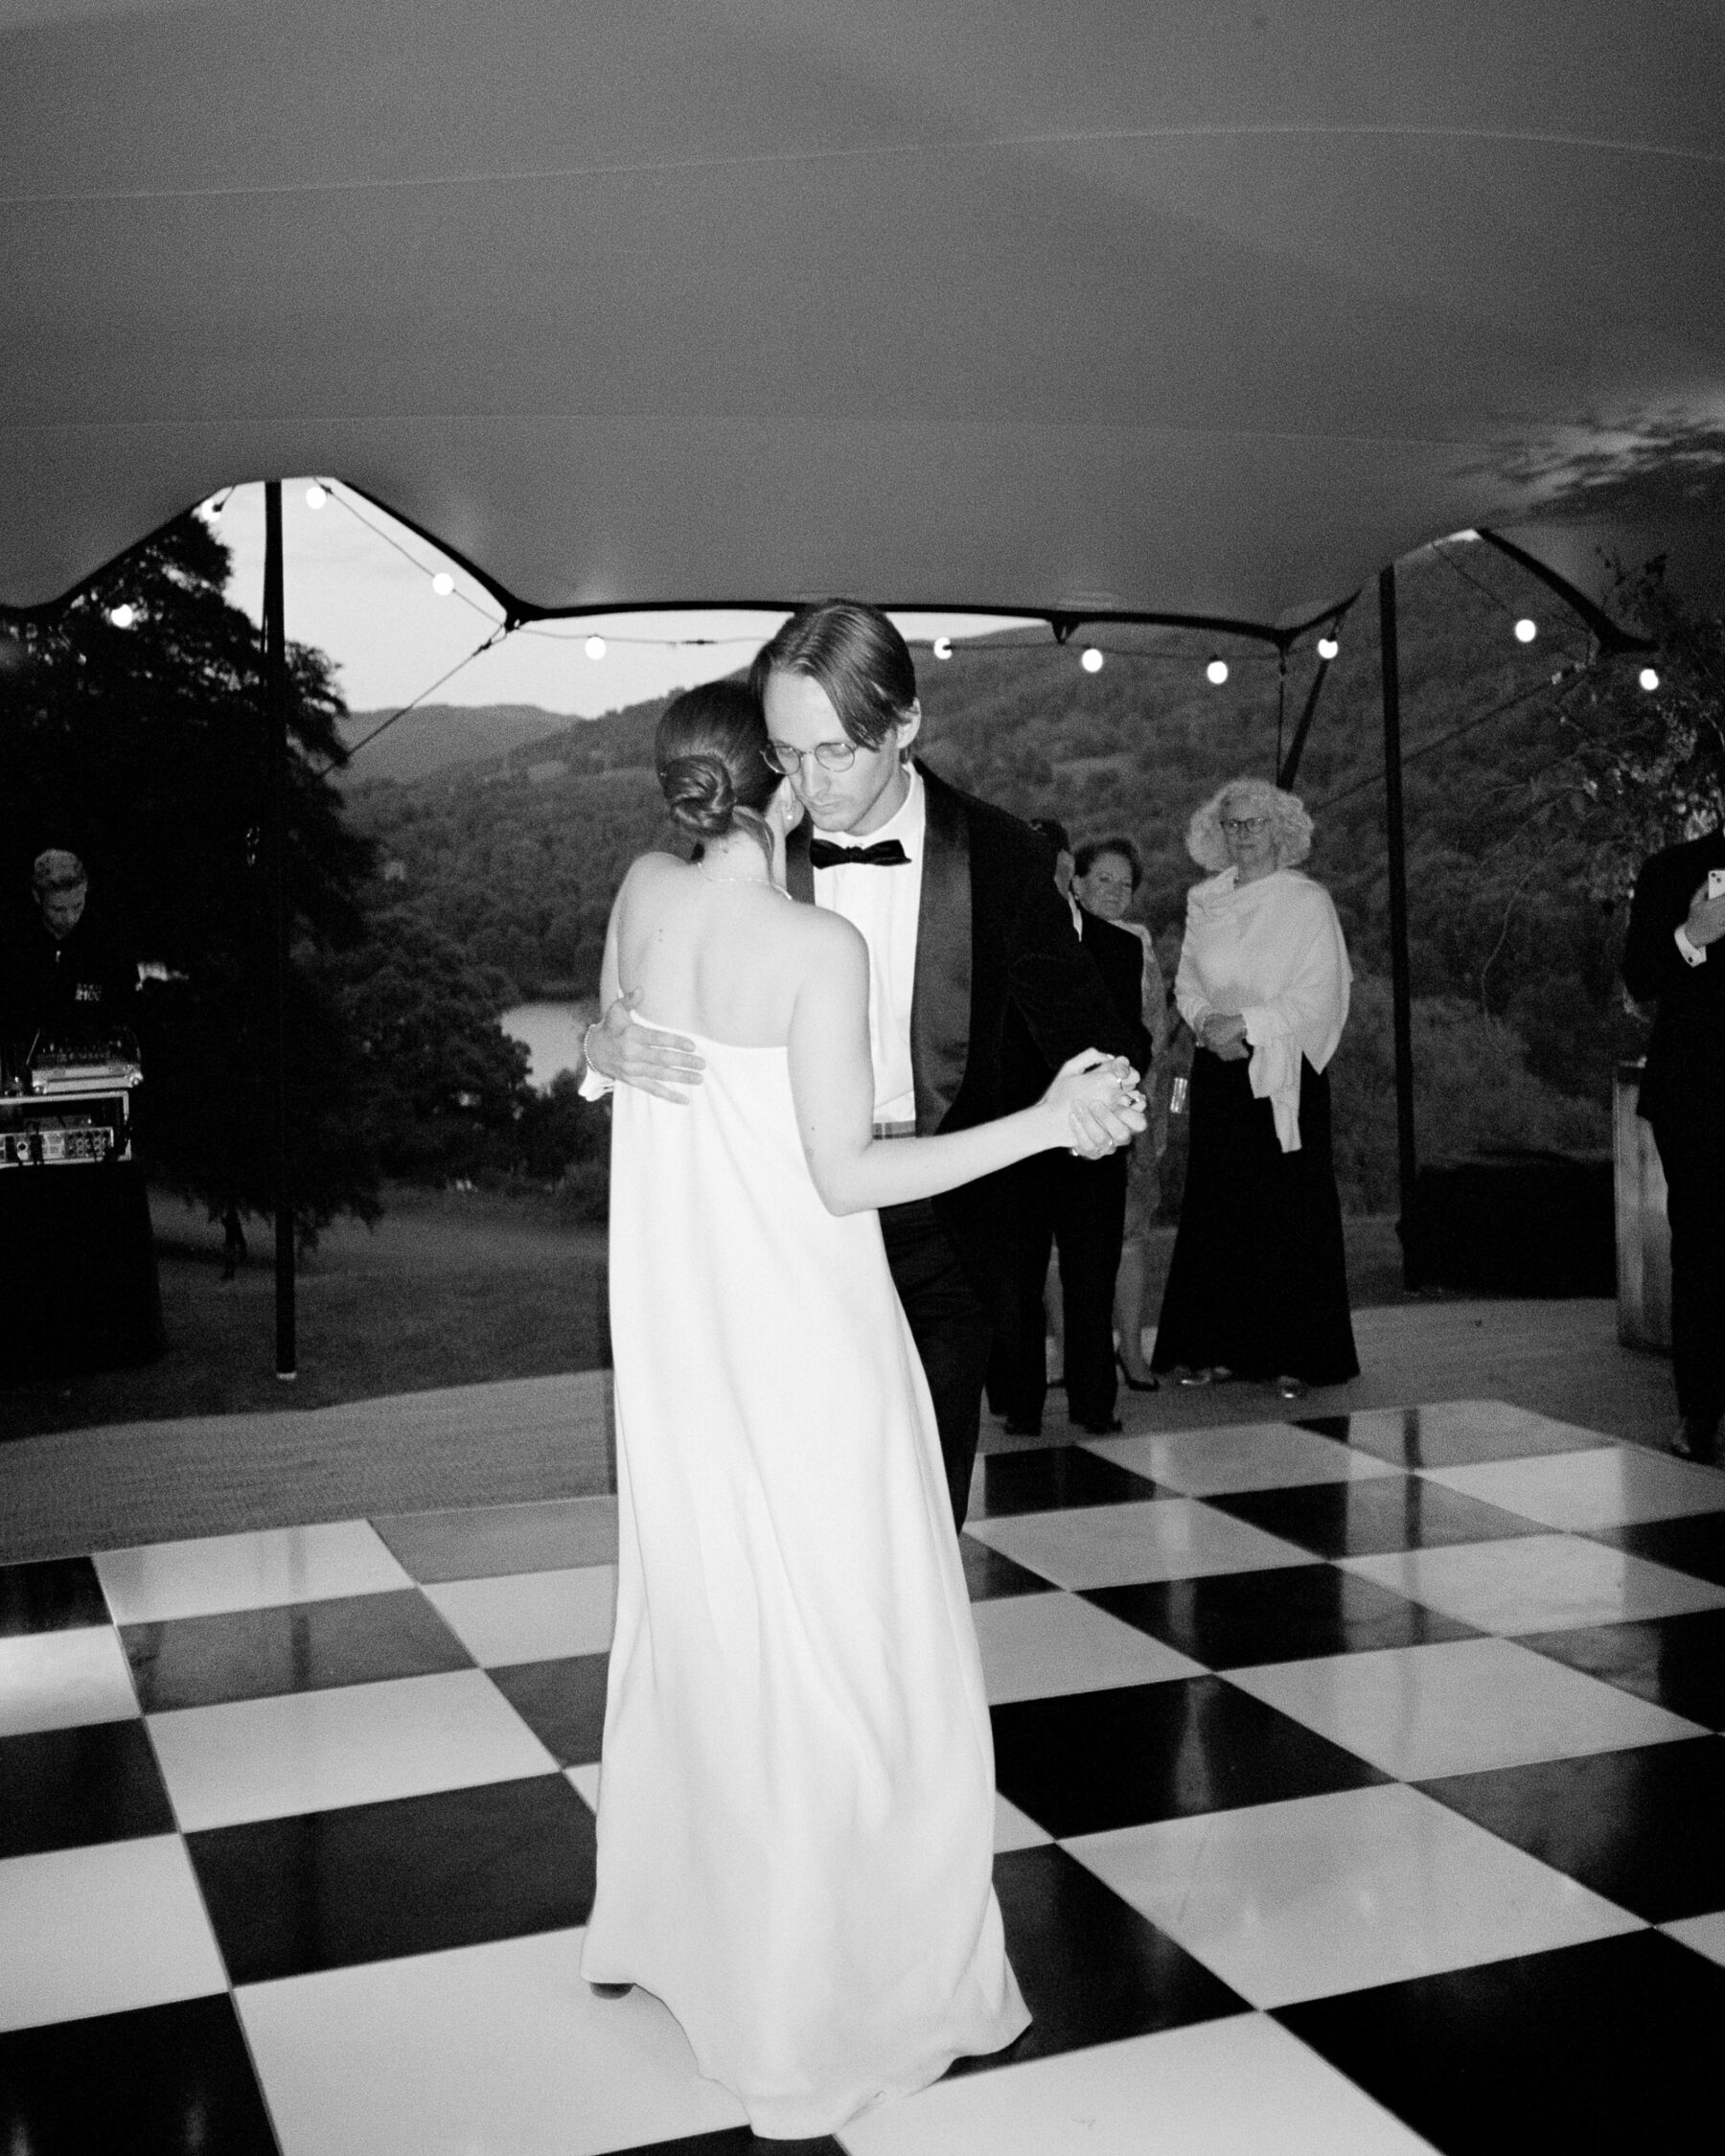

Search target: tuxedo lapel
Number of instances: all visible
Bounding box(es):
[785,820,815,904]
[910,764,972,1133]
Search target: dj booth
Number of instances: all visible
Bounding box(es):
[0,1031,164,1379]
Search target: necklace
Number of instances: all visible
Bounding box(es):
[696,860,789,896]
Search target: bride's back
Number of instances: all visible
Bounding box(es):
[615,853,831,1047]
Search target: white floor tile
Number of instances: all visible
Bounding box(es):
[238,1927,747,2156]
[1084,1423,1396,1497]
[1419,1447,1725,1530]
[970,1591,1202,1705]
[1341,1533,1725,1635]
[1662,1910,1725,1970]
[424,1564,617,1665]
[1066,1782,1642,2009]
[966,1499,1309,1592]
[839,2014,1438,2154]
[566,1762,601,1811]
[0,1836,226,2031]
[993,1793,1052,1852]
[95,1521,410,1623]
[149,1667,558,1830]
[1226,1636,1705,1780]
[0,1625,139,1736]
[1337,1401,1612,1466]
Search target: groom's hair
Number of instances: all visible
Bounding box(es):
[748,600,917,751]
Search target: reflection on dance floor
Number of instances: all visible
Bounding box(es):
[4,1402,1725,2153]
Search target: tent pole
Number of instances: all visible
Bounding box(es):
[1378,565,1418,1285]
[264,480,297,1378]
[1277,653,1333,791]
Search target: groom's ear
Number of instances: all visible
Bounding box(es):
[895,700,923,759]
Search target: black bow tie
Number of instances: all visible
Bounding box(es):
[808,837,910,869]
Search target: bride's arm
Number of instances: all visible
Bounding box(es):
[788,921,1138,1216]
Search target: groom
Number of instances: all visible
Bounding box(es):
[586,601,1142,1527]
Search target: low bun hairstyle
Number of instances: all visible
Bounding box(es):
[655,679,778,861]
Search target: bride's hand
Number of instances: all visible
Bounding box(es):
[1043,1050,1146,1157]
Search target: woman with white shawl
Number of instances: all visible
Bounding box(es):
[1150,778,1359,1397]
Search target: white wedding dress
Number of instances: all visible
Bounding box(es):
[581,1020,1029,2139]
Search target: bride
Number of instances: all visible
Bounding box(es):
[578,679,1142,2139]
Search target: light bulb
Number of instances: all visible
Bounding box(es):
[107,603,136,629]
[1206,656,1229,685]
[585,634,607,660]
[305,484,328,509]
[1081,647,1104,674]
[1317,635,1340,661]
[1639,666,1660,693]
[431,572,455,597]
[1513,617,1537,644]
[932,635,953,660]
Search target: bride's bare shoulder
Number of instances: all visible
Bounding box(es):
[624,849,688,887]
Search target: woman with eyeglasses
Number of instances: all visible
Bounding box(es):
[1149,777,1359,1398]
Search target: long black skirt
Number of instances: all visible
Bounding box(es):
[1150,1048,1358,1386]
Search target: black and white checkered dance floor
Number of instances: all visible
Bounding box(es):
[5,1399,1725,2153]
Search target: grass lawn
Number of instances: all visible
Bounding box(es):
[0,1188,1432,1443]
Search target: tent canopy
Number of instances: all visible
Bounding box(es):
[4,1,1724,635]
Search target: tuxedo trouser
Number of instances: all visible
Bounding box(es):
[1649,1112,1725,1432]
[881,1198,994,1532]
[987,1153,1128,1431]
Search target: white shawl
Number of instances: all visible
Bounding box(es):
[1174,867,1351,1153]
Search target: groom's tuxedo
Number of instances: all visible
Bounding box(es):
[788,761,1140,1523]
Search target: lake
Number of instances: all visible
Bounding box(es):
[501,1000,597,1090]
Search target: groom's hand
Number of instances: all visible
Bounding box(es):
[586,989,705,1103]
[1068,1059,1146,1158]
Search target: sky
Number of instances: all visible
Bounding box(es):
[212,480,1037,720]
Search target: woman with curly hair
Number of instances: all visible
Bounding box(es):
[1150,776,1359,1397]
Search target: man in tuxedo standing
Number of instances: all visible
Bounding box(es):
[585,601,1142,1526]
[988,820,1153,1438]
[1622,826,1725,1460]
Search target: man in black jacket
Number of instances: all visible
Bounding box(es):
[1622,827,1725,1460]
[586,602,1143,1525]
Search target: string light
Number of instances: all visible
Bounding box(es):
[305,484,328,510]
[1080,647,1104,674]
[932,636,953,660]
[1639,666,1661,693]
[1513,617,1537,644]
[1317,635,1340,661]
[585,634,607,660]
[1206,656,1229,685]
[107,603,136,629]
[431,572,455,597]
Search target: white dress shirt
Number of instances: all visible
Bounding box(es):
[810,766,925,1124]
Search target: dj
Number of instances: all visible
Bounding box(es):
[4,848,137,1063]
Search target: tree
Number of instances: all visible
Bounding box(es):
[0,510,380,1236]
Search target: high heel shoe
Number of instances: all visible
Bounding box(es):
[1115,1347,1160,1393]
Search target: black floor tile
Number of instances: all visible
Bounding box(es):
[0,1992,280,2156]
[489,1652,610,1766]
[1419,1735,1725,1923]
[991,1676,1385,1838]
[1278,1931,1725,2154]
[608,2134,841,2155]
[1205,1475,1541,1556]
[1517,1608,1725,1731]
[123,1589,472,1712]
[959,1535,1057,1602]
[0,1718,174,1859]
[187,1773,596,1984]
[947,1845,1245,2076]
[1087,1563,1480,1667]
[1300,1407,1594,1469]
[970,1446,1156,1519]
[0,1554,109,1637]
[1591,1511,1725,1588]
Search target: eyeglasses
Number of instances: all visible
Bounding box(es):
[763,738,858,776]
[1220,814,1270,836]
